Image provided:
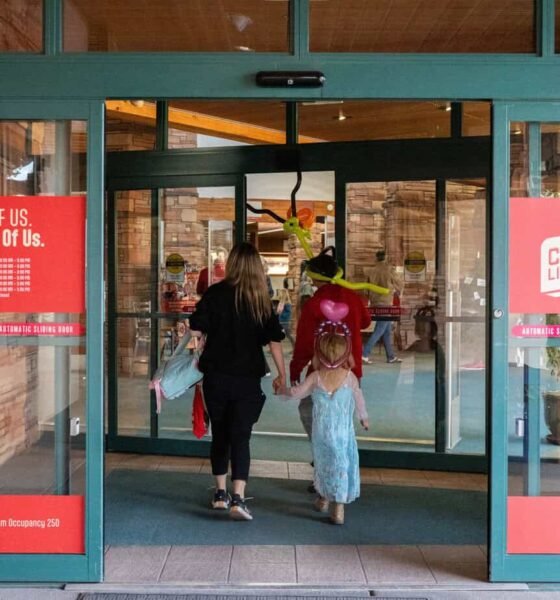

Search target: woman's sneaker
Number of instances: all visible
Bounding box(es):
[230,494,253,521]
[211,489,231,510]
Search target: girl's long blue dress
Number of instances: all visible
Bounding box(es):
[288,370,367,504]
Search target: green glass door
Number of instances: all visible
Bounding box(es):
[106,175,244,455]
[491,102,560,581]
[0,102,104,582]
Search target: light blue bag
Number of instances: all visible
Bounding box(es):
[149,331,203,411]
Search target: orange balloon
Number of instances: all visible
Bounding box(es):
[287,207,315,229]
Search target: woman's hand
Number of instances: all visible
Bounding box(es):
[360,419,369,431]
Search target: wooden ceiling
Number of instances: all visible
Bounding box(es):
[163,100,490,142]
[107,99,491,144]
[64,0,534,54]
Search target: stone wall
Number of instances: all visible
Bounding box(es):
[0,345,39,467]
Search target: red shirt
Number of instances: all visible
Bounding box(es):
[290,283,371,383]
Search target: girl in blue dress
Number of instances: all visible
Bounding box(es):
[282,303,369,525]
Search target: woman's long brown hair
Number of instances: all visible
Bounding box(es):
[225,242,272,324]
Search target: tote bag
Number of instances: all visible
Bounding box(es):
[149,330,203,412]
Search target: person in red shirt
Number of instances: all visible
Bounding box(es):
[290,247,371,443]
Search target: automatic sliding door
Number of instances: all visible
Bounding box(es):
[108,184,237,447]
[345,178,487,457]
[157,186,235,440]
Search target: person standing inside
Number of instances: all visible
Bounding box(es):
[290,247,371,441]
[362,249,403,364]
[276,282,294,347]
[189,242,286,521]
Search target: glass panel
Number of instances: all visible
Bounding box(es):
[298,101,450,142]
[64,0,289,52]
[244,172,335,445]
[106,101,156,152]
[0,0,43,52]
[117,315,151,437]
[0,120,87,554]
[347,181,436,450]
[444,179,487,455]
[506,121,560,554]
[168,101,286,149]
[462,102,491,137]
[158,186,235,440]
[114,190,151,436]
[310,0,535,53]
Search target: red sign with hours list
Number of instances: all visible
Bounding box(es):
[0,196,86,313]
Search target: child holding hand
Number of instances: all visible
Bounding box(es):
[280,301,369,525]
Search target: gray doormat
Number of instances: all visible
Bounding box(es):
[78,596,427,600]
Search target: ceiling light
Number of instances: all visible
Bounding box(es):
[512,128,522,136]
[301,100,343,106]
[334,108,350,121]
[235,45,254,52]
[229,13,253,32]
[130,100,145,108]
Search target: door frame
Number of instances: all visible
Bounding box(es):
[0,100,104,582]
[106,135,491,473]
[490,101,560,581]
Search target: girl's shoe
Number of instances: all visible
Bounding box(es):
[329,502,344,525]
[230,494,253,521]
[313,496,329,513]
[211,488,231,510]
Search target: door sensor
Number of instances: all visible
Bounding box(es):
[255,71,326,88]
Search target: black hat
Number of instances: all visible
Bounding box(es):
[307,246,338,279]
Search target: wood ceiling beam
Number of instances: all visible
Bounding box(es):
[106,100,322,145]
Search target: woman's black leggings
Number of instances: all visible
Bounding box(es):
[202,372,265,481]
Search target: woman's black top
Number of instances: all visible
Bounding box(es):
[189,280,285,378]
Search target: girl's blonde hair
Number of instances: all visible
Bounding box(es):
[225,242,272,324]
[316,334,350,369]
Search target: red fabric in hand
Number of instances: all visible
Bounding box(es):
[192,384,208,439]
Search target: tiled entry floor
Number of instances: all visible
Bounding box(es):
[104,544,496,587]
[101,454,506,589]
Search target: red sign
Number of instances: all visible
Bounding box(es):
[0,322,84,336]
[511,324,560,338]
[508,497,560,554]
[368,306,402,317]
[509,197,560,314]
[0,196,86,314]
[0,495,84,554]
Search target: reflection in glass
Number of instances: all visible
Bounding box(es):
[310,0,535,53]
[0,0,43,52]
[64,0,289,52]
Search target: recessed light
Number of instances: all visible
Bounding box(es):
[333,108,351,121]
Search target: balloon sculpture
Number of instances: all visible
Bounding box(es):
[246,171,390,296]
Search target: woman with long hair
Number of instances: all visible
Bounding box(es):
[189,242,286,520]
